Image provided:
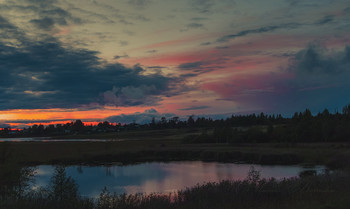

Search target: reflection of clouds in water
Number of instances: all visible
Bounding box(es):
[64,163,169,197]
[35,165,53,175]
[30,165,54,189]
[160,162,245,185]
[32,162,325,198]
[131,162,249,194]
[215,163,234,180]
[123,185,143,194]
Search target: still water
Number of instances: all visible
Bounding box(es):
[32,161,325,198]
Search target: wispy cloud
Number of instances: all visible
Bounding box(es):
[178,106,210,111]
[114,54,129,59]
[178,61,205,70]
[217,23,301,42]
[180,23,205,32]
[128,0,152,9]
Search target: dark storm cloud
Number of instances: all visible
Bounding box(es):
[289,43,350,75]
[0,17,179,110]
[285,43,350,111]
[178,106,209,111]
[272,43,350,112]
[217,23,300,42]
[106,108,177,124]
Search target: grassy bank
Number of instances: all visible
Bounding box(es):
[1,139,350,168]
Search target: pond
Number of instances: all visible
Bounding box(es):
[32,161,325,198]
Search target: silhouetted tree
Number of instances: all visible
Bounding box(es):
[187,115,195,127]
[342,104,350,115]
[50,166,78,202]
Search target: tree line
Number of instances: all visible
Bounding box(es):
[1,105,350,143]
[184,106,350,143]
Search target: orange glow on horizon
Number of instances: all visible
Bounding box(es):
[0,106,153,127]
[7,121,109,128]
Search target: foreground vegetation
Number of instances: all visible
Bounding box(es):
[1,165,350,209]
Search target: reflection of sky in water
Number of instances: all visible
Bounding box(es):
[32,162,325,198]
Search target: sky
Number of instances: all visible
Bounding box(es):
[1,0,350,128]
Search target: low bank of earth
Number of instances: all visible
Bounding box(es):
[2,138,349,169]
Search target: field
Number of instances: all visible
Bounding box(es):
[1,128,349,169]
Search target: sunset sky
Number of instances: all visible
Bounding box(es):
[1,0,350,128]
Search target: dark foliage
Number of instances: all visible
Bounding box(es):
[183,107,350,144]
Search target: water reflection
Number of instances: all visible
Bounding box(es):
[33,161,325,198]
